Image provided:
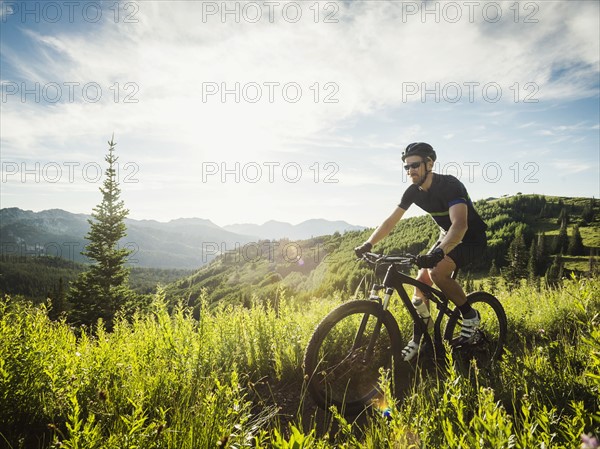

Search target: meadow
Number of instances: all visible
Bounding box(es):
[1,275,599,448]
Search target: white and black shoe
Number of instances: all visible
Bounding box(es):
[401,340,423,362]
[456,309,481,345]
[402,317,434,362]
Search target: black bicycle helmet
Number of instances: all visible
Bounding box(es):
[401,142,436,162]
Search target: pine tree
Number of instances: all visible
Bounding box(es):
[557,207,569,226]
[487,276,497,295]
[527,239,537,284]
[535,233,549,275]
[567,224,585,256]
[68,136,135,330]
[545,254,563,287]
[461,273,474,293]
[590,248,598,275]
[489,259,499,277]
[468,276,474,293]
[48,277,66,321]
[553,223,569,254]
[503,233,528,287]
[582,198,595,224]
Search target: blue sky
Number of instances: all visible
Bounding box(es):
[1,0,598,228]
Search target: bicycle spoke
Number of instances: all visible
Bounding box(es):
[444,292,507,370]
[304,301,402,413]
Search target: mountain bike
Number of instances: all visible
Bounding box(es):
[303,252,507,414]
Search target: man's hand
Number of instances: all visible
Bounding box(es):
[416,247,445,269]
[354,242,372,258]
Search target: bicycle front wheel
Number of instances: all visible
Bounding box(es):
[303,300,403,414]
[444,291,507,370]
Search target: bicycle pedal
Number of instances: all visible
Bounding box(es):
[452,333,483,348]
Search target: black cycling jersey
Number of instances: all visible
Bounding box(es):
[398,173,487,243]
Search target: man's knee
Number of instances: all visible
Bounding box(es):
[430,266,453,284]
[415,269,432,285]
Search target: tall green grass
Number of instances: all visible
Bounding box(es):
[1,278,598,448]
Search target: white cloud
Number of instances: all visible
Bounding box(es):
[1,1,598,223]
[3,2,598,154]
[549,160,591,174]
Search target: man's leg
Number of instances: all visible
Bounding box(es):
[414,267,433,296]
[402,269,434,361]
[429,256,466,306]
[430,256,480,343]
[413,268,434,323]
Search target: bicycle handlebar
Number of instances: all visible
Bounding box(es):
[360,252,417,266]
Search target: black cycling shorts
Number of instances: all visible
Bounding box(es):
[431,240,487,269]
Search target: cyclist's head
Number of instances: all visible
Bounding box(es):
[401,142,436,163]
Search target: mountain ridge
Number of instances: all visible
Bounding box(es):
[164,194,599,307]
[223,218,365,240]
[1,195,598,303]
[0,208,367,268]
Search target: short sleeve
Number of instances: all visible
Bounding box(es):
[398,184,418,210]
[442,176,468,208]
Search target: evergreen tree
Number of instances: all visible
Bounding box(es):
[68,136,135,330]
[590,248,598,275]
[48,277,66,321]
[557,206,569,226]
[535,233,550,275]
[467,276,474,293]
[567,224,585,256]
[527,239,537,284]
[553,223,569,254]
[503,233,528,287]
[582,198,595,224]
[545,254,563,287]
[489,259,499,277]
[487,276,497,295]
[461,273,474,293]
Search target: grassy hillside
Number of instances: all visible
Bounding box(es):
[167,194,599,309]
[1,276,598,448]
[1,194,598,448]
[1,195,597,311]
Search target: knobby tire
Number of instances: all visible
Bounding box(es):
[303,300,403,414]
[444,291,508,370]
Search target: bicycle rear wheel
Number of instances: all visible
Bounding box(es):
[444,291,507,370]
[303,300,403,414]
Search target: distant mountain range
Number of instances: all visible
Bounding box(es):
[223,219,365,240]
[0,208,365,269]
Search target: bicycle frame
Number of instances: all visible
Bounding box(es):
[374,262,457,356]
[304,253,507,412]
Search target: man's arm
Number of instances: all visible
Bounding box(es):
[438,203,468,254]
[366,206,406,246]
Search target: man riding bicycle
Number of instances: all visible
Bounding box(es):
[355,142,488,362]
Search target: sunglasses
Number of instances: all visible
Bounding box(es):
[404,161,423,171]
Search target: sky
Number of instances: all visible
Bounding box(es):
[1,0,599,228]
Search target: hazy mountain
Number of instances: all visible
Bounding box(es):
[0,208,255,269]
[0,208,365,269]
[223,219,365,240]
[3,195,597,304]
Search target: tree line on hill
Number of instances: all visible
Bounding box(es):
[305,194,598,306]
[2,135,598,329]
[493,196,596,288]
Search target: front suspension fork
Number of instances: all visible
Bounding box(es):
[352,286,393,363]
